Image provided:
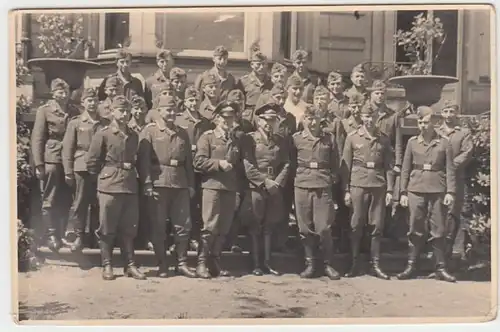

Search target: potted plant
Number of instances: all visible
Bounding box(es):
[26,14,100,92]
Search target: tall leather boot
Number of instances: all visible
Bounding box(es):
[250,234,263,276]
[44,211,61,252]
[70,228,84,252]
[299,234,315,278]
[370,235,390,280]
[152,239,169,278]
[121,237,146,280]
[321,231,341,280]
[175,237,197,278]
[433,237,457,283]
[98,236,114,280]
[211,234,231,277]
[396,241,420,280]
[196,233,212,279]
[263,233,281,276]
[344,235,361,278]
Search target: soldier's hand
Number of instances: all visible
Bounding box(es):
[188,187,196,198]
[65,174,75,187]
[144,183,154,197]
[265,179,280,195]
[344,192,352,207]
[400,195,409,208]
[219,160,233,172]
[444,193,454,206]
[385,192,393,207]
[35,165,45,180]
[393,166,401,174]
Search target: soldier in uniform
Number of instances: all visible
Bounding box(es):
[86,96,146,281]
[198,74,220,122]
[62,87,102,252]
[145,82,176,124]
[170,67,188,109]
[396,106,456,282]
[342,94,365,135]
[97,76,123,125]
[137,95,197,278]
[98,50,144,102]
[284,75,309,129]
[327,71,350,119]
[240,103,290,276]
[291,105,341,280]
[31,78,81,252]
[193,101,242,279]
[175,86,215,252]
[289,49,315,103]
[341,105,394,279]
[144,49,175,110]
[255,62,288,111]
[344,64,368,104]
[194,45,238,102]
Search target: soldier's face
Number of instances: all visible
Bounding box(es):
[159,107,177,122]
[328,80,344,95]
[257,116,276,133]
[288,86,303,102]
[112,108,131,124]
[441,107,458,124]
[213,55,228,69]
[271,72,286,85]
[117,58,131,73]
[171,78,185,92]
[305,116,320,133]
[272,93,285,107]
[105,87,118,98]
[349,103,362,117]
[361,113,375,128]
[417,115,433,133]
[160,89,175,98]
[217,114,235,131]
[314,94,330,110]
[157,58,174,72]
[293,59,306,74]
[131,105,146,120]
[371,90,385,105]
[52,88,70,102]
[251,61,266,75]
[82,97,98,112]
[184,97,198,112]
[351,72,366,87]
[203,83,218,99]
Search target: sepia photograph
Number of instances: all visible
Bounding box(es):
[12,4,496,324]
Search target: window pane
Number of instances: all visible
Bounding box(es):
[432,10,458,77]
[162,12,245,52]
[396,10,428,64]
[104,13,130,50]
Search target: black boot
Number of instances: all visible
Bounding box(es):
[263,233,281,276]
[98,236,114,281]
[211,234,231,277]
[433,238,457,283]
[299,235,315,278]
[70,231,84,253]
[345,235,361,278]
[46,226,61,253]
[396,242,420,280]
[121,237,146,280]
[370,235,390,280]
[250,234,263,276]
[196,233,212,279]
[321,231,341,280]
[152,240,169,278]
[176,237,197,278]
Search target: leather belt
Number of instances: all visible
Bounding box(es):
[259,166,277,176]
[106,162,135,170]
[163,159,184,167]
[413,163,443,172]
[297,161,330,169]
[353,160,383,169]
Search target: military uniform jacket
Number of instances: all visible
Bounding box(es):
[31,99,81,167]
[292,129,339,189]
[137,123,194,189]
[341,128,394,192]
[290,72,315,104]
[276,109,297,139]
[199,97,218,122]
[193,128,242,192]
[242,130,290,190]
[437,124,474,179]
[85,125,140,194]
[175,110,215,156]
[98,71,144,103]
[194,67,238,102]
[143,69,170,109]
[373,103,403,166]
[128,117,147,137]
[237,72,273,109]
[328,94,350,119]
[400,131,456,195]
[342,115,362,135]
[62,112,102,175]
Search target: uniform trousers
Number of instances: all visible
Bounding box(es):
[97,192,138,239]
[67,171,98,237]
[240,188,284,236]
[407,192,447,247]
[201,189,237,237]
[295,187,336,237]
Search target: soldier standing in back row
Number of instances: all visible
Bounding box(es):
[396,106,456,283]
[344,64,368,105]
[86,96,146,281]
[31,78,81,252]
[342,94,365,135]
[62,87,103,252]
[327,71,350,119]
[341,105,394,279]
[255,62,288,111]
[289,49,316,103]
[198,74,220,123]
[144,49,175,110]
[284,75,308,129]
[169,67,187,110]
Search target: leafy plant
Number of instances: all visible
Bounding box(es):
[17,220,40,272]
[394,12,446,75]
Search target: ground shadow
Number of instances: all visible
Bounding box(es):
[18,301,74,321]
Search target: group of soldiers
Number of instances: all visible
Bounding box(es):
[30,44,473,283]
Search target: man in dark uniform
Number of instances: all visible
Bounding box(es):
[86,96,146,281]
[98,50,144,102]
[31,78,81,252]
[144,49,175,110]
[97,76,123,125]
[198,74,220,123]
[194,45,238,102]
[291,105,341,280]
[176,86,215,252]
[255,62,288,111]
[341,105,394,279]
[138,95,197,278]
[289,49,315,103]
[344,64,368,104]
[240,103,291,276]
[396,106,456,282]
[327,71,350,119]
[62,87,102,252]
[193,101,242,278]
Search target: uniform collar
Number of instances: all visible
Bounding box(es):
[116,70,132,84]
[330,93,347,104]
[183,109,201,122]
[129,117,145,131]
[302,126,324,139]
[81,111,99,124]
[417,130,441,144]
[209,66,228,81]
[439,123,460,135]
[154,69,169,82]
[249,71,269,87]
[110,123,132,136]
[214,126,229,139]
[155,119,178,134]
[373,103,392,117]
[292,71,311,85]
[347,115,361,126]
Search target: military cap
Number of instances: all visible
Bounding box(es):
[169,67,186,80]
[214,101,238,117]
[270,83,286,96]
[255,103,280,119]
[105,76,121,88]
[313,85,330,97]
[367,80,387,92]
[442,100,459,111]
[157,95,177,109]
[81,87,98,100]
[184,85,199,99]
[213,45,229,57]
[131,95,146,108]
[286,75,304,88]
[50,78,69,92]
[416,106,434,118]
[348,93,365,106]
[111,96,131,110]
[271,62,287,74]
[250,51,267,62]
[227,89,244,103]
[351,63,365,74]
[156,49,173,61]
[291,49,308,62]
[116,49,132,61]
[327,71,343,83]
[202,73,218,87]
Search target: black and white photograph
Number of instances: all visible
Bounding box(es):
[12,4,495,323]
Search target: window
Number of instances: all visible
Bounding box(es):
[280,12,292,60]
[103,13,130,50]
[396,10,458,77]
[155,12,245,54]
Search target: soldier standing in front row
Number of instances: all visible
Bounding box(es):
[138,95,197,278]
[193,101,242,279]
[292,106,341,280]
[240,103,291,276]
[86,96,146,281]
[31,78,81,252]
[397,106,456,282]
[62,87,102,252]
[341,106,394,279]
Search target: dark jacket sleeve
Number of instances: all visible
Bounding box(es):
[384,137,395,193]
[85,130,106,175]
[137,128,153,185]
[340,134,353,192]
[241,134,267,188]
[97,77,108,102]
[31,106,47,167]
[183,131,195,189]
[275,137,291,188]
[453,131,474,171]
[446,141,457,195]
[61,119,77,176]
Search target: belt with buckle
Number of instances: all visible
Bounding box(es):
[353,160,383,169]
[166,159,184,167]
[106,162,135,170]
[297,161,330,169]
[259,166,275,176]
[191,144,197,152]
[413,163,442,171]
